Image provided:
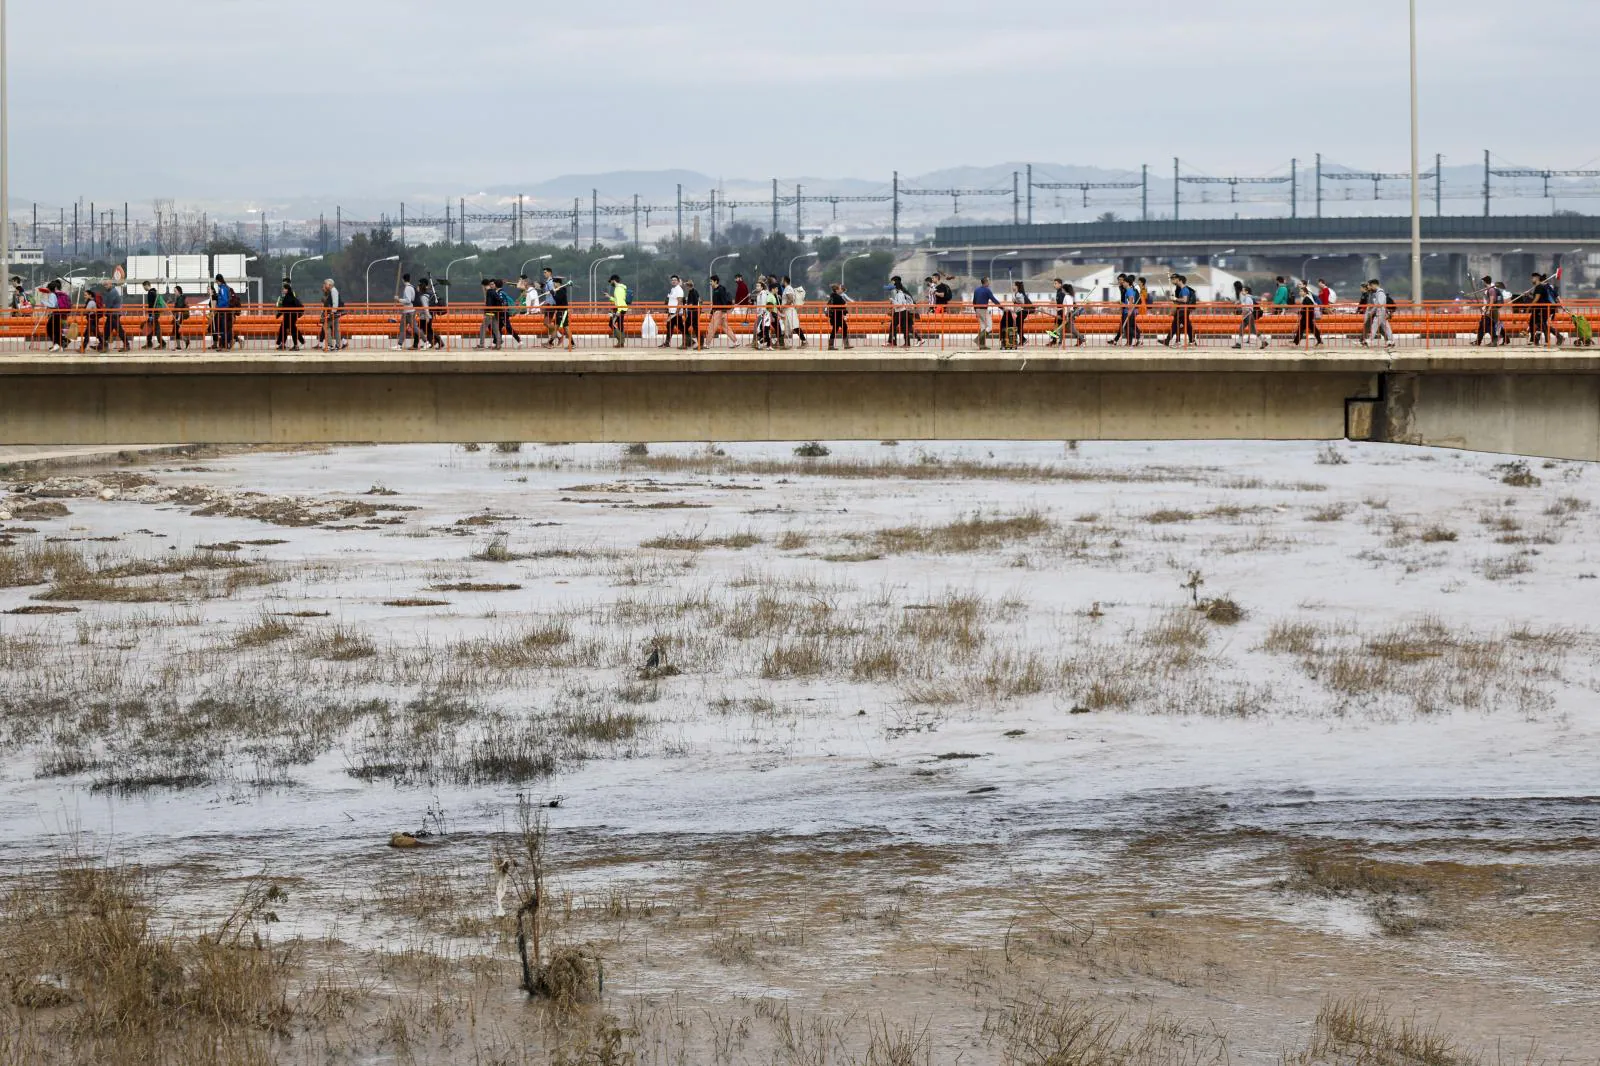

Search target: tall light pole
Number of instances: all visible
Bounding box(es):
[987,250,1018,280]
[708,251,739,295]
[840,251,870,287]
[1409,0,1422,305]
[787,250,818,284]
[288,255,323,288]
[444,254,479,307]
[520,253,552,278]
[365,254,399,305]
[588,248,624,299]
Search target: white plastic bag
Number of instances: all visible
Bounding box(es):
[640,313,659,341]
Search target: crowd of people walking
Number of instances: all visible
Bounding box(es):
[3,263,1585,352]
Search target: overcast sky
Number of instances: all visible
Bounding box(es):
[8,0,1594,206]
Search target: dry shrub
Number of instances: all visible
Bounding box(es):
[561,709,646,743]
[1420,525,1458,543]
[456,622,582,670]
[1287,996,1477,1065]
[851,643,903,681]
[1310,503,1353,522]
[301,623,377,661]
[0,858,292,1049]
[1201,597,1244,625]
[776,531,810,551]
[0,542,89,588]
[761,638,830,679]
[985,994,1228,1066]
[871,511,1052,554]
[1143,509,1196,524]
[1261,619,1320,655]
[640,531,705,551]
[900,593,986,652]
[865,1017,931,1066]
[534,947,598,1005]
[1145,610,1210,655]
[232,613,296,648]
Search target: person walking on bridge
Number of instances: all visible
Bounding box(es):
[168,286,191,350]
[320,279,343,351]
[682,278,702,349]
[539,267,558,345]
[393,274,418,350]
[1160,273,1197,348]
[607,273,629,348]
[826,281,853,350]
[971,275,1000,350]
[662,275,684,348]
[275,279,305,351]
[1233,286,1264,349]
[1291,282,1323,347]
[141,280,166,350]
[888,276,915,347]
[707,275,738,348]
[1365,280,1395,350]
[783,275,806,348]
[476,278,503,349]
[101,278,131,353]
[1473,275,1502,347]
[550,276,574,349]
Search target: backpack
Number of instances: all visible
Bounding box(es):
[1386,294,1397,309]
[155,293,166,309]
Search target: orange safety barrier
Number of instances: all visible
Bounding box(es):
[1,301,1594,350]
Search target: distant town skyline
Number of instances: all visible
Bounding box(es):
[6,0,1594,205]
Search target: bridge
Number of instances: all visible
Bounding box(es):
[1,348,1596,462]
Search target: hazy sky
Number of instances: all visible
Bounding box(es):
[8,0,1594,205]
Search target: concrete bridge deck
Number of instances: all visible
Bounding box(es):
[0,347,1596,460]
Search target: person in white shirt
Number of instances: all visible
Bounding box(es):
[782,275,806,347]
[1233,286,1264,349]
[753,280,779,349]
[393,274,417,349]
[662,275,684,348]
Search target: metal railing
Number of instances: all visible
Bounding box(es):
[0,299,1593,352]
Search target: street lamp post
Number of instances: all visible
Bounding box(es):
[787,250,818,284]
[520,253,552,278]
[1409,0,1422,305]
[365,254,400,305]
[444,254,480,308]
[840,252,870,287]
[588,253,624,305]
[708,252,739,298]
[288,255,324,288]
[987,250,1018,281]
[1299,255,1320,286]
